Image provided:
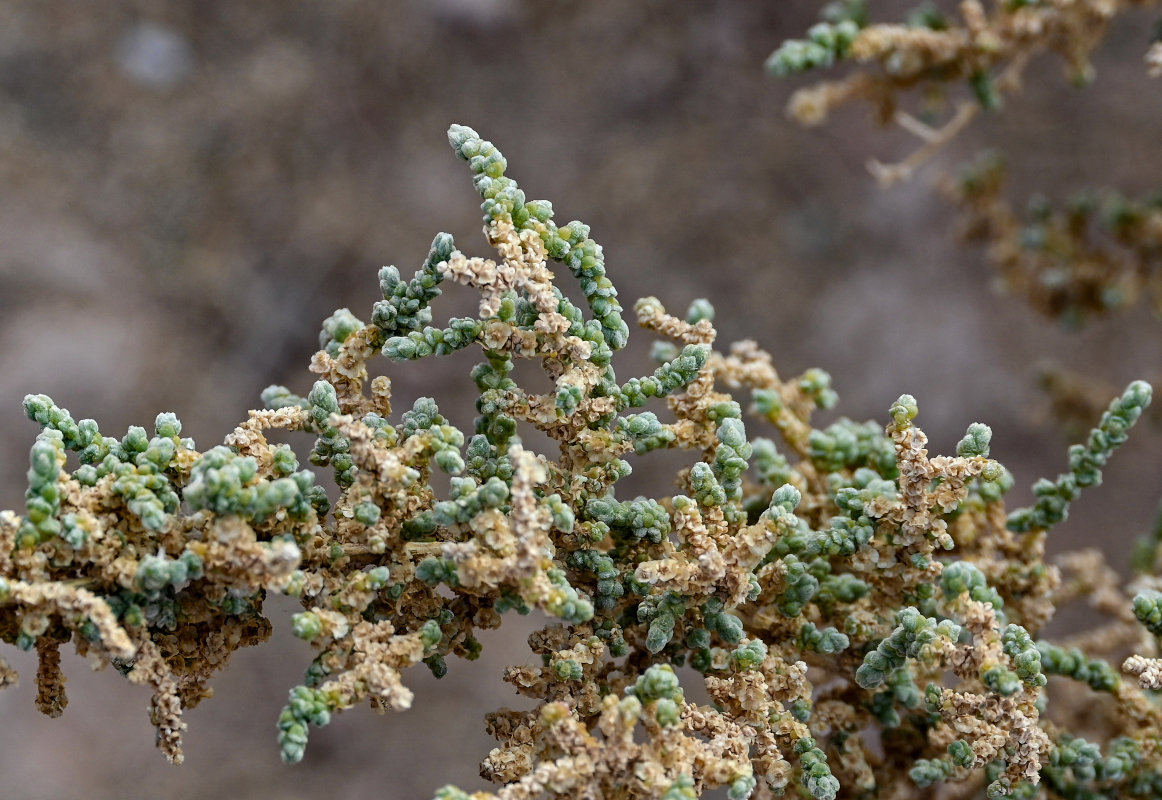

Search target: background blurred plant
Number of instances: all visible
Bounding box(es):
[770,0,1162,328]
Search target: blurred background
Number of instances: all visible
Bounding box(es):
[0,1,1160,797]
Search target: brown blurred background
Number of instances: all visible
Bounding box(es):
[1,1,1160,797]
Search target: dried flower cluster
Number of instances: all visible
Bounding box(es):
[4,125,1162,799]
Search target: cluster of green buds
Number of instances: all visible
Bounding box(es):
[765,19,861,76]
[1008,381,1152,532]
[370,233,453,339]
[855,608,961,689]
[184,446,315,522]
